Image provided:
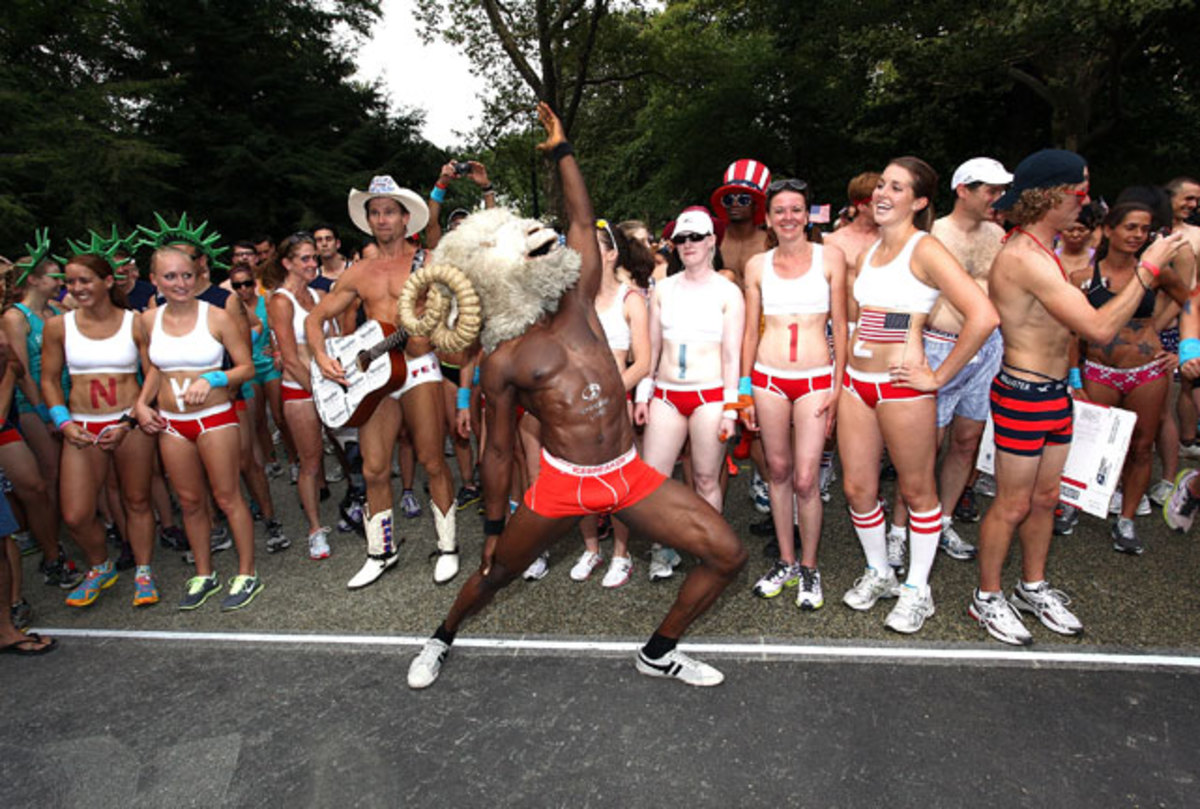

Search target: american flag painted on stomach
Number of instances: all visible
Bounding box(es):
[857,311,911,344]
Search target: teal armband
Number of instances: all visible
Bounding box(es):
[1180,338,1200,365]
[35,402,51,424]
[456,387,471,410]
[1068,368,1083,389]
[49,405,72,428]
[430,186,447,204]
[200,371,228,388]
[473,366,481,386]
[738,376,752,397]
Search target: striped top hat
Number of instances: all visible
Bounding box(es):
[710,159,772,225]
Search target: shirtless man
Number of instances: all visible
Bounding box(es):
[824,172,882,278]
[1166,177,1200,257]
[970,149,1185,646]
[407,104,746,689]
[919,158,1012,559]
[306,177,460,588]
[312,224,351,286]
[709,158,773,288]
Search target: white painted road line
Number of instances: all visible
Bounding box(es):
[37,627,1200,670]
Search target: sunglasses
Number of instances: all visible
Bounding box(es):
[768,178,809,195]
[231,280,256,290]
[1063,184,1089,200]
[671,232,708,245]
[721,193,754,208]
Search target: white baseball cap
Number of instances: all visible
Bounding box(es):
[673,209,715,238]
[950,157,1013,191]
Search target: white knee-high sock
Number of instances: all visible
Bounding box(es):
[850,503,888,572]
[906,506,942,590]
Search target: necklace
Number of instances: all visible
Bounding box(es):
[1009,226,1067,281]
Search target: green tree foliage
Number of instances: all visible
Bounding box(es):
[1,0,443,256]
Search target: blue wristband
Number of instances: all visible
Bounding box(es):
[456,387,471,410]
[200,371,228,388]
[738,376,752,397]
[473,366,481,385]
[35,402,51,424]
[49,405,72,429]
[430,186,447,204]
[1068,368,1083,389]
[1180,338,1200,365]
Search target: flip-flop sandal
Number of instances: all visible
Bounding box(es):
[0,632,58,656]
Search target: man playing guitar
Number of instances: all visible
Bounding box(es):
[306,177,460,588]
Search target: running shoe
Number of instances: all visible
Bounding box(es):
[522,552,550,582]
[290,462,300,484]
[159,525,188,551]
[455,485,481,510]
[408,638,450,689]
[132,573,160,607]
[884,584,935,634]
[1052,503,1079,536]
[601,555,633,589]
[750,471,770,514]
[339,495,365,535]
[1111,517,1143,555]
[795,566,824,611]
[15,531,37,557]
[65,561,118,607]
[400,490,422,519]
[1010,581,1083,636]
[220,574,263,612]
[1108,489,1124,515]
[569,550,604,581]
[886,526,906,571]
[842,567,900,611]
[953,489,980,523]
[325,463,345,483]
[308,527,332,560]
[178,573,221,611]
[1164,468,1200,533]
[969,589,1032,646]
[1135,494,1151,516]
[818,463,836,504]
[1181,440,1200,460]
[211,524,233,553]
[648,544,681,581]
[938,523,977,561]
[752,559,800,599]
[974,473,997,497]
[264,461,284,479]
[266,519,290,553]
[40,551,83,589]
[636,648,724,687]
[10,598,31,630]
[1148,478,1175,507]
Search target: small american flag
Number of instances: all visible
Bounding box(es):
[857,311,910,344]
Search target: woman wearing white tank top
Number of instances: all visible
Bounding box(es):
[265,233,332,561]
[41,254,157,609]
[839,158,998,634]
[740,179,847,610]
[134,247,257,612]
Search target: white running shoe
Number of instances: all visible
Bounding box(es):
[648,544,681,581]
[974,473,997,497]
[1147,478,1175,507]
[886,525,906,571]
[1010,581,1083,636]
[969,590,1033,646]
[601,555,633,589]
[752,559,800,598]
[938,523,977,561]
[842,566,900,611]
[884,584,935,633]
[750,471,771,514]
[569,550,604,581]
[1108,489,1123,515]
[635,648,724,687]
[522,552,550,581]
[795,566,823,611]
[308,527,331,560]
[408,638,450,689]
[818,463,835,504]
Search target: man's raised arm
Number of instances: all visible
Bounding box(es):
[535,102,600,303]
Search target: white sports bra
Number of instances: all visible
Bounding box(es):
[272,287,323,346]
[149,302,224,373]
[761,246,829,316]
[597,283,633,351]
[854,231,940,313]
[659,274,728,344]
[63,310,139,376]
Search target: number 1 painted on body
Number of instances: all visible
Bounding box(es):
[788,323,799,363]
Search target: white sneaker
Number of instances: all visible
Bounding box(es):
[752,559,800,598]
[308,527,331,560]
[648,544,681,581]
[750,471,770,514]
[569,550,603,581]
[974,473,997,497]
[818,463,835,504]
[795,566,823,611]
[601,555,633,589]
[1148,478,1175,507]
[969,590,1033,646]
[407,638,450,689]
[522,552,550,581]
[1010,581,1083,636]
[1136,494,1151,516]
[885,584,935,634]
[886,525,906,571]
[938,522,977,561]
[289,462,300,485]
[636,648,723,687]
[1108,489,1123,514]
[842,567,900,611]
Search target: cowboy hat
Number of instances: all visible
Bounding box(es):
[347,175,429,236]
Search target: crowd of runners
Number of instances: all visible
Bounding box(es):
[2,104,1200,686]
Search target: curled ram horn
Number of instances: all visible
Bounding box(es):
[397,263,482,353]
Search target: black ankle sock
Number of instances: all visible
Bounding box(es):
[642,632,677,660]
[433,623,456,646]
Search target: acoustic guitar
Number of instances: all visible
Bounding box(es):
[311,319,409,428]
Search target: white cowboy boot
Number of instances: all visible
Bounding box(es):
[347,509,399,589]
[430,503,459,584]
